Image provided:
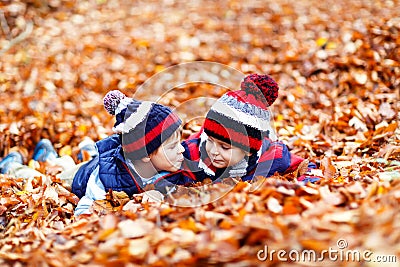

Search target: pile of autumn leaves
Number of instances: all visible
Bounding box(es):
[1,143,400,266]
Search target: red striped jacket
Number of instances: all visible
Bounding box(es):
[155,131,310,190]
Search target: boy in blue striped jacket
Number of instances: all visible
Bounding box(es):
[71,90,184,215]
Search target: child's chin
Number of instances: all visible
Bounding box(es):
[211,162,227,168]
[167,162,183,172]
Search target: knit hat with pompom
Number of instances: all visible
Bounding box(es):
[103,90,182,159]
[203,74,279,154]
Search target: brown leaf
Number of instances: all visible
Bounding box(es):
[320,157,337,179]
[377,144,400,160]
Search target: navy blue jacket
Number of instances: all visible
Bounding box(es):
[71,134,144,198]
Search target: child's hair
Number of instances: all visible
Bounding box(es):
[103,90,182,160]
[203,74,279,154]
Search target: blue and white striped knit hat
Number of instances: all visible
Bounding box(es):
[103,90,182,160]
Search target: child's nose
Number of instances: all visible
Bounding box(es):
[178,144,185,153]
[210,145,219,155]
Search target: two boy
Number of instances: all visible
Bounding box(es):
[0,74,315,215]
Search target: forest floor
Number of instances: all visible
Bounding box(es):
[0,0,399,266]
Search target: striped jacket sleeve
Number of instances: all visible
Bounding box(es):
[242,140,305,180]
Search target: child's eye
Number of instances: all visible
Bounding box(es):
[221,145,231,150]
[168,142,179,149]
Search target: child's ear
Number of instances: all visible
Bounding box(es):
[141,156,151,163]
[245,152,252,157]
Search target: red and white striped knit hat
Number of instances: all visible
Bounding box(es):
[203,74,279,154]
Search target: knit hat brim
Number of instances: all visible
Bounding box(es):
[122,102,182,159]
[212,93,271,130]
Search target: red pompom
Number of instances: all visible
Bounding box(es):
[240,74,279,107]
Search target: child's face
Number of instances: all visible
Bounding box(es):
[205,136,248,169]
[150,131,185,172]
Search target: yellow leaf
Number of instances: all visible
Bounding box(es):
[59,145,72,157]
[112,191,129,199]
[326,41,337,49]
[28,159,40,169]
[276,114,284,121]
[98,228,116,241]
[178,217,198,232]
[377,186,386,195]
[334,176,346,183]
[295,86,306,97]
[316,37,328,47]
[155,65,166,73]
[15,190,29,196]
[160,207,174,216]
[294,123,303,133]
[78,124,87,133]
[135,39,150,47]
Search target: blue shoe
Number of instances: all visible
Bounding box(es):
[77,138,98,161]
[32,139,58,162]
[0,151,23,174]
